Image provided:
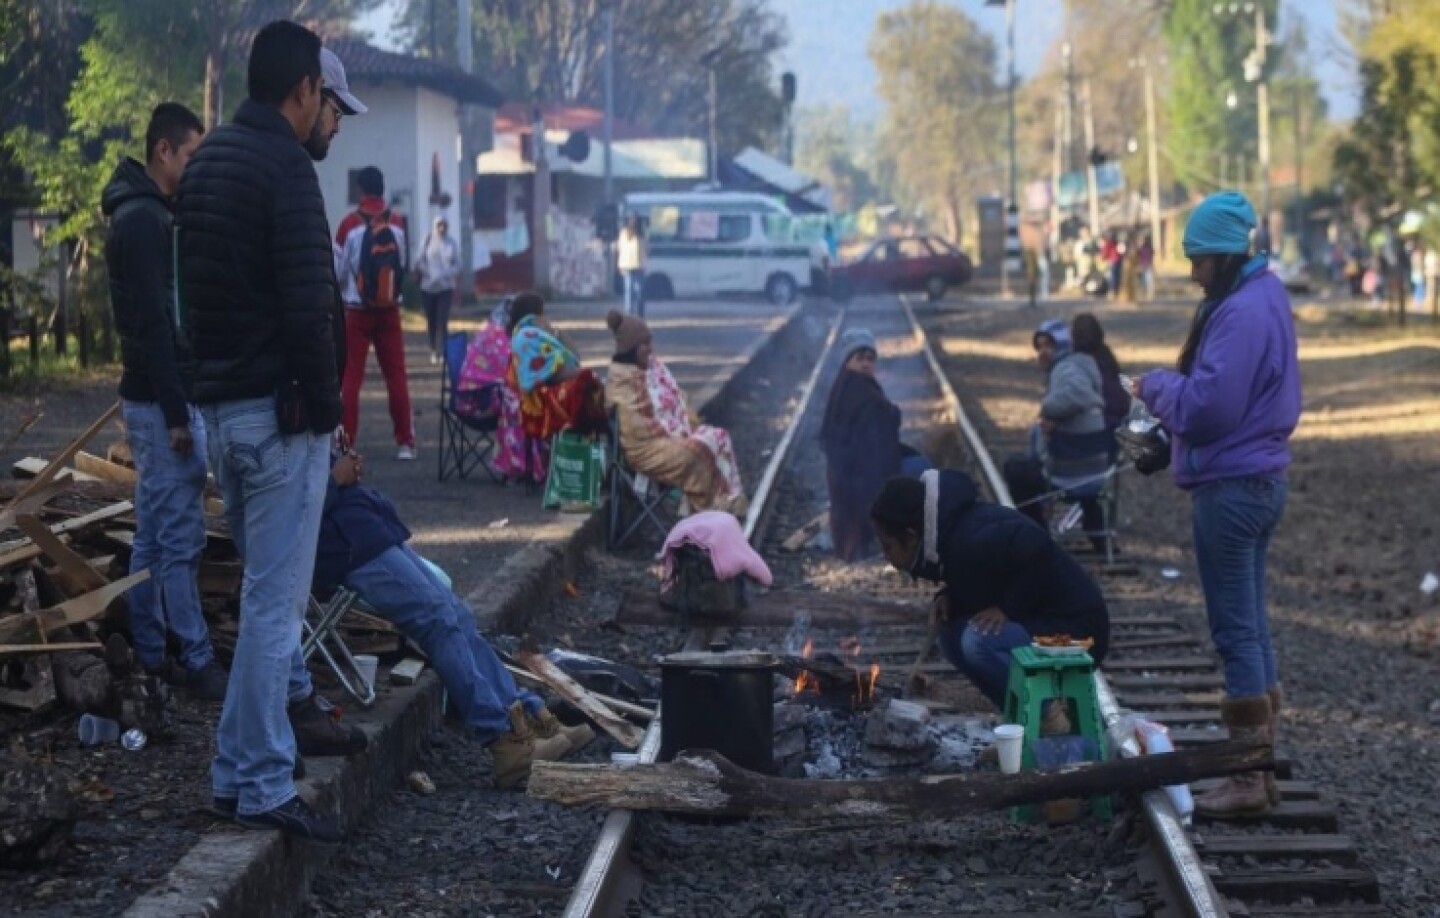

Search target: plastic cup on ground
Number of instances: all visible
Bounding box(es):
[78,714,121,746]
[993,724,1025,774]
[353,655,379,689]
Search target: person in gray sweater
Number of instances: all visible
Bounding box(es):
[1004,318,1114,550]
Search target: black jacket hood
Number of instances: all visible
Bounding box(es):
[910,469,980,580]
[102,158,166,217]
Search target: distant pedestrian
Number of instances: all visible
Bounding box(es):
[337,166,415,458]
[177,20,364,844]
[1130,191,1300,820]
[1101,231,1122,300]
[416,215,460,364]
[102,102,223,700]
[618,213,647,317]
[1137,233,1156,300]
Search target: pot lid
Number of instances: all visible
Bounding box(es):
[659,650,777,668]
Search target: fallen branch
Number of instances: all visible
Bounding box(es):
[515,650,646,748]
[528,739,1273,820]
[0,401,120,526]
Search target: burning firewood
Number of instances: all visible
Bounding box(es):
[527,738,1272,820]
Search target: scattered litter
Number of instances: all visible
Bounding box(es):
[1160,567,1181,580]
[407,771,436,795]
[120,728,147,751]
[564,582,580,598]
[77,715,120,746]
[1421,572,1439,596]
[493,810,518,823]
[546,864,562,880]
[486,518,510,530]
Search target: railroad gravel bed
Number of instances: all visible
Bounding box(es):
[919,295,1440,916]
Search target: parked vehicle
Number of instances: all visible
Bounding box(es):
[829,236,973,302]
[621,192,811,306]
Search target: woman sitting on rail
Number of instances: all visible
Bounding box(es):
[820,328,931,562]
[604,310,748,516]
[457,298,544,482]
[869,469,1109,713]
[506,291,606,442]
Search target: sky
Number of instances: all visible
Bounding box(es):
[356,0,1359,121]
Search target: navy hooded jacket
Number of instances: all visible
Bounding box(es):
[313,477,411,594]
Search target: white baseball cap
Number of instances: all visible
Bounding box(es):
[320,48,367,115]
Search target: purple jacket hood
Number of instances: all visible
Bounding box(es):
[1139,266,1301,489]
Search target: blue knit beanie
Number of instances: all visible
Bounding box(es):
[1033,318,1071,356]
[1183,191,1257,257]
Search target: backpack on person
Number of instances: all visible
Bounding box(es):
[355,208,405,308]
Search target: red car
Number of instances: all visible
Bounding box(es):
[829,236,974,302]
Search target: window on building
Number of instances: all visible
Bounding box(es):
[473,175,506,229]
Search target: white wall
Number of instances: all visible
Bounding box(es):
[412,87,460,236]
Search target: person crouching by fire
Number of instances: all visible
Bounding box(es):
[869,469,1110,723]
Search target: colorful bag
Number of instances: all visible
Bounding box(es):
[542,430,606,510]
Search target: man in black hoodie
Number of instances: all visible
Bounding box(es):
[870,470,1109,710]
[175,20,349,844]
[101,103,226,701]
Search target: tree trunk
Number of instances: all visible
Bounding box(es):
[528,738,1272,821]
[203,48,224,130]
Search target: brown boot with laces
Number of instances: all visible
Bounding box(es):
[528,706,596,755]
[490,701,570,789]
[1194,695,1272,820]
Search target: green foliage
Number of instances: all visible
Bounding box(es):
[868,0,1001,241]
[794,105,878,213]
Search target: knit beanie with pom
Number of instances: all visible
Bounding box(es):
[606,309,651,355]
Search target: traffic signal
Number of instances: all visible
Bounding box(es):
[594,203,619,243]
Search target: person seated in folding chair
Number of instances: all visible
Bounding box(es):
[316,450,594,788]
[455,298,544,483]
[1002,318,1115,555]
[603,309,748,517]
[506,292,607,458]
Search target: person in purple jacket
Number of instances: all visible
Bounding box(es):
[1130,191,1300,820]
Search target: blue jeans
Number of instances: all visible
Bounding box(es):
[938,619,1032,709]
[1192,476,1286,698]
[346,544,540,741]
[624,270,645,318]
[122,400,212,671]
[201,398,328,816]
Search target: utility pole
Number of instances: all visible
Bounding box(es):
[457,0,476,300]
[602,6,614,206]
[1051,91,1063,240]
[1004,0,1019,299]
[1082,79,1100,236]
[1062,43,1076,175]
[532,109,551,290]
[1254,2,1271,244]
[1293,79,1304,254]
[1142,58,1163,258]
[707,67,719,184]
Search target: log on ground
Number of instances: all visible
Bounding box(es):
[528,738,1272,820]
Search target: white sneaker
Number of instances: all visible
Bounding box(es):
[397,445,416,461]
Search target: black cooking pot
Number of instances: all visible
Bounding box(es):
[659,651,776,774]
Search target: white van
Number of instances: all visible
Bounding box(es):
[622,192,814,305]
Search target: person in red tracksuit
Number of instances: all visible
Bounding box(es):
[336,165,416,459]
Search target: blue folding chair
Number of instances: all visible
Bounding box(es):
[437,330,503,483]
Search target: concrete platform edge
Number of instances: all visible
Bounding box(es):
[119,298,815,918]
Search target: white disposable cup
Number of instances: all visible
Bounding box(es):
[993,724,1025,775]
[353,654,379,689]
[78,714,121,746]
[611,753,640,766]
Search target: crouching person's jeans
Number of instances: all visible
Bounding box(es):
[346,543,542,742]
[122,400,212,671]
[202,398,329,816]
[1191,475,1286,698]
[938,619,1032,709]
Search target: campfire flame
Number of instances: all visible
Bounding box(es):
[792,639,819,696]
[790,636,882,706]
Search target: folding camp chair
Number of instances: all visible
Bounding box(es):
[302,587,377,706]
[437,330,503,483]
[605,408,680,550]
[1051,464,1121,565]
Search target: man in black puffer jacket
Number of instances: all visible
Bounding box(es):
[175,20,352,846]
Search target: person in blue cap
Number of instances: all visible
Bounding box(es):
[1129,191,1301,820]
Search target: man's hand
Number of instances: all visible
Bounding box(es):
[168,426,194,455]
[332,451,362,486]
[929,592,951,629]
[970,608,1009,636]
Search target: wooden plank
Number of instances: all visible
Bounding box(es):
[73,450,137,487]
[1210,868,1379,904]
[1243,907,1388,917]
[1140,710,1221,726]
[1109,616,1184,628]
[1110,634,1204,652]
[0,568,56,712]
[1114,690,1223,709]
[1,400,120,516]
[0,571,148,644]
[515,650,645,748]
[1101,656,1216,672]
[0,642,104,655]
[1103,673,1225,690]
[505,663,655,721]
[0,502,134,557]
[15,513,107,594]
[617,588,921,629]
[1194,799,1337,833]
[1190,777,1318,799]
[1196,832,1355,863]
[0,542,45,571]
[1169,727,1228,745]
[10,458,96,483]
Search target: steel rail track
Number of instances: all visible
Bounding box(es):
[898,293,1230,918]
[560,307,847,918]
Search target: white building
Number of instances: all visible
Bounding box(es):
[315,39,502,250]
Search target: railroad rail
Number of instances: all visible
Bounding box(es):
[555,293,1382,918]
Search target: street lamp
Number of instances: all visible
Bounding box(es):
[985,0,1019,298]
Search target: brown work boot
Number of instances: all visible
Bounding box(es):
[288,693,368,756]
[490,702,570,789]
[1194,695,1272,820]
[528,706,596,756]
[1265,684,1284,806]
[1040,699,1072,736]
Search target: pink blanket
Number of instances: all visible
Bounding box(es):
[660,511,773,587]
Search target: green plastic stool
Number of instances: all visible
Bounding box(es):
[1001,645,1112,821]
